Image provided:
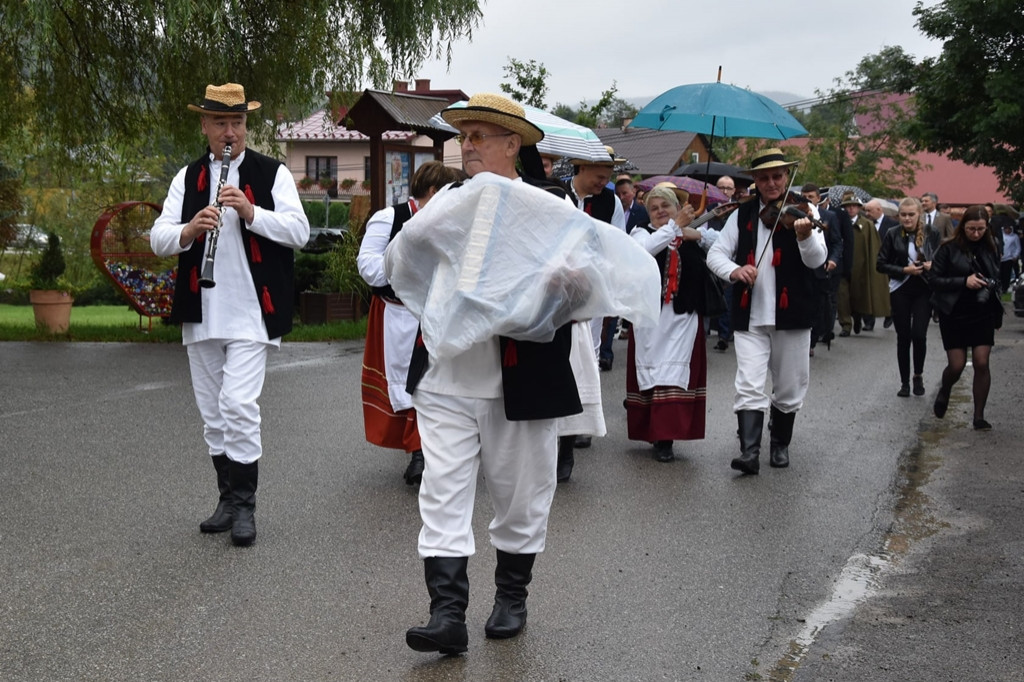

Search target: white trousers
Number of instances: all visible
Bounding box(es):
[732,326,811,413]
[413,389,558,558]
[187,339,269,464]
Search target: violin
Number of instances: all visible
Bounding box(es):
[684,196,753,230]
[759,191,830,231]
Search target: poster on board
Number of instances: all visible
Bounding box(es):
[386,150,411,205]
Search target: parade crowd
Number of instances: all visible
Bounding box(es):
[153,83,1014,658]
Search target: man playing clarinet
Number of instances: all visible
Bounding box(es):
[151,83,309,546]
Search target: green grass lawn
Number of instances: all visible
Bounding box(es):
[0,304,366,342]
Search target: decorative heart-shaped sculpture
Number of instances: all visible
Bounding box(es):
[91,202,177,320]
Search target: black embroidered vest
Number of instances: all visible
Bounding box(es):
[731,198,817,331]
[171,148,296,339]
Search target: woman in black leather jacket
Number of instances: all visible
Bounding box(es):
[876,197,934,397]
[929,205,1003,430]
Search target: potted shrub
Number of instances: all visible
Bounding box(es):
[28,231,74,333]
[299,228,368,324]
[298,176,316,190]
[339,177,357,192]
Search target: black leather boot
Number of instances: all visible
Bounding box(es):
[731,410,764,475]
[404,449,424,486]
[485,550,535,639]
[769,406,795,468]
[199,454,233,533]
[556,435,574,483]
[227,459,258,547]
[406,557,470,654]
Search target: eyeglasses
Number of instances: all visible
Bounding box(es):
[454,132,514,146]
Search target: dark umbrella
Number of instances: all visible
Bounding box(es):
[672,161,752,184]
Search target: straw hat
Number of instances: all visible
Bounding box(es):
[187,83,261,115]
[651,181,691,207]
[441,93,544,145]
[840,190,863,207]
[571,145,625,167]
[746,147,798,173]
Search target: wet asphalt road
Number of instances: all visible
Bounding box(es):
[1,315,1021,681]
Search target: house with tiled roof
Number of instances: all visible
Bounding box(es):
[594,126,713,176]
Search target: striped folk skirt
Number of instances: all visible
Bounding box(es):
[361,295,421,453]
[624,323,707,442]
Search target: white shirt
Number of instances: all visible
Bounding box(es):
[571,180,626,231]
[150,150,310,346]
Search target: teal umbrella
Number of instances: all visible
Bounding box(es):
[630,81,808,140]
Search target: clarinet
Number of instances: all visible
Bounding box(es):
[197,144,232,289]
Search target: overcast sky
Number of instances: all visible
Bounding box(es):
[411,0,945,108]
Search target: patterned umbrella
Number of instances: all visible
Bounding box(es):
[430,101,610,162]
[635,175,729,205]
[825,184,872,209]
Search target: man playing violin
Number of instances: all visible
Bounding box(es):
[706,148,827,475]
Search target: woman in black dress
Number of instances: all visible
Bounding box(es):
[929,205,1003,429]
[877,197,934,397]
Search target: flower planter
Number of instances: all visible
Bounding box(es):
[29,290,74,333]
[299,291,365,324]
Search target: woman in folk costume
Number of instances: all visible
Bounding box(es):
[624,183,709,462]
[357,161,464,485]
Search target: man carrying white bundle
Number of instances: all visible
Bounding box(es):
[384,93,658,656]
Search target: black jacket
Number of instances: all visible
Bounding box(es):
[876,227,935,283]
[928,240,1000,315]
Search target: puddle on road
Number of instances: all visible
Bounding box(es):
[764,416,955,681]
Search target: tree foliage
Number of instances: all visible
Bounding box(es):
[0,0,482,169]
[904,0,1024,202]
[499,57,550,109]
[783,51,922,198]
[554,82,620,129]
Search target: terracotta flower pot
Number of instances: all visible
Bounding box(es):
[29,290,74,333]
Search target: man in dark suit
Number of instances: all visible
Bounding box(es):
[922,192,954,241]
[864,199,898,240]
[803,184,842,354]
[615,177,649,231]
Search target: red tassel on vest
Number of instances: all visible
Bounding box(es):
[740,287,750,309]
[197,165,207,192]
[260,286,275,314]
[503,340,518,367]
[250,235,262,263]
[189,266,199,293]
[746,252,755,267]
[745,218,753,232]
[779,286,789,309]
[244,184,256,206]
[772,248,782,267]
